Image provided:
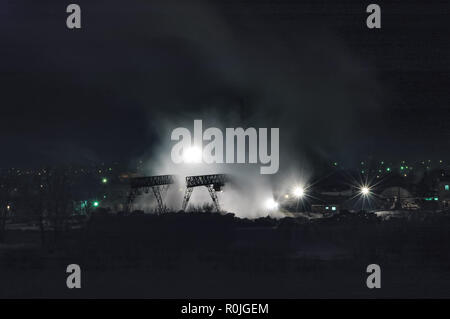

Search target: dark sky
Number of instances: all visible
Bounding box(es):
[0,0,449,168]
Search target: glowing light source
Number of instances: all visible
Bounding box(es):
[93,201,99,207]
[293,186,305,198]
[102,178,108,184]
[265,198,279,210]
[182,146,202,163]
[360,186,370,196]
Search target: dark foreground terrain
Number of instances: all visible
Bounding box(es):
[1,211,450,298]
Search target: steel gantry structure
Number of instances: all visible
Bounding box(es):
[125,175,176,213]
[182,174,228,212]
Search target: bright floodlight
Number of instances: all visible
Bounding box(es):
[182,146,202,163]
[360,186,370,196]
[265,198,279,210]
[293,186,305,198]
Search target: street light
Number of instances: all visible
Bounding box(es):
[360,186,370,196]
[293,186,305,198]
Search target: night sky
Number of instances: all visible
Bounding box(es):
[1,0,449,168]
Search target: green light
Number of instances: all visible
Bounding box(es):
[434,197,439,201]
[102,178,108,184]
[445,185,449,191]
[386,168,391,172]
[400,166,404,170]
[93,201,99,207]
[333,162,338,166]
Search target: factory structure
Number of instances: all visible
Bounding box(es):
[5,159,450,220]
[95,165,450,217]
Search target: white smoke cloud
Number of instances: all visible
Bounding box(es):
[134,118,288,218]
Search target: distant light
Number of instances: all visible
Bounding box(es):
[434,197,439,201]
[331,206,337,211]
[265,198,279,210]
[6,205,11,210]
[360,186,370,196]
[293,186,305,198]
[183,146,202,163]
[102,178,108,184]
[400,166,404,170]
[284,194,289,199]
[93,201,99,207]
[386,168,391,172]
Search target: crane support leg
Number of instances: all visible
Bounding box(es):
[152,186,165,214]
[207,185,221,212]
[182,187,193,211]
